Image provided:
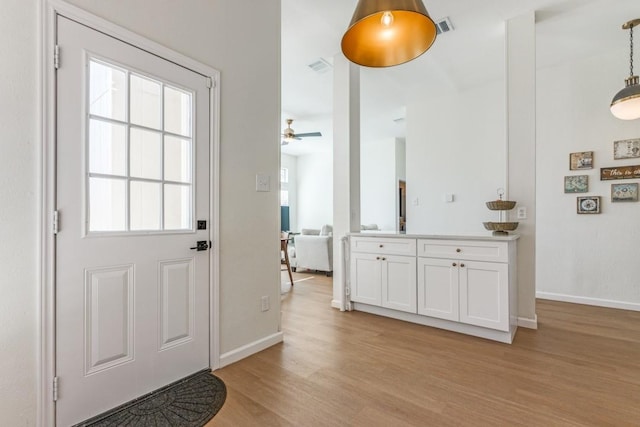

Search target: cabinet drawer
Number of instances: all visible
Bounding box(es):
[417,239,508,263]
[351,237,416,256]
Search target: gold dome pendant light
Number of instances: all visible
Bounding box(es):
[611,19,640,120]
[341,0,437,67]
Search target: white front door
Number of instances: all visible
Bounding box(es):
[55,16,212,426]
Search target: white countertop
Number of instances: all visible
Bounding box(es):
[348,231,520,241]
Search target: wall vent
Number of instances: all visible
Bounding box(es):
[308,58,332,74]
[435,17,454,35]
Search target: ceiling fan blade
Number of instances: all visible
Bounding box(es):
[295,132,322,138]
[281,140,289,146]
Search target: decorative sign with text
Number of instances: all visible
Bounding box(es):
[600,165,640,181]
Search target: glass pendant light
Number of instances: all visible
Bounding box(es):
[341,0,437,68]
[611,19,640,120]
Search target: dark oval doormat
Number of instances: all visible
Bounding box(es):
[75,369,226,427]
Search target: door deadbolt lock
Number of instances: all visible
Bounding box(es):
[190,241,209,251]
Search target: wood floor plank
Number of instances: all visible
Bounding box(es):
[209,272,640,426]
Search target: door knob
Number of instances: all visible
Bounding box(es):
[190,241,209,251]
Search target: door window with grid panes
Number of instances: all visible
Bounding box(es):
[87,58,194,233]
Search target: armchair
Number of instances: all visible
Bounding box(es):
[290,226,333,275]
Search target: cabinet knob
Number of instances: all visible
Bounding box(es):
[460,263,465,268]
[452,262,457,267]
[456,248,461,253]
[376,256,381,260]
[379,244,384,248]
[382,257,387,261]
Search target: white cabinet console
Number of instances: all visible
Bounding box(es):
[348,234,518,344]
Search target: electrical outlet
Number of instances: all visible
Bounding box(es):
[517,206,527,219]
[261,296,270,312]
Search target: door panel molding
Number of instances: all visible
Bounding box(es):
[40,1,220,425]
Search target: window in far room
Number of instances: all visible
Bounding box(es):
[280,167,290,231]
[280,167,289,206]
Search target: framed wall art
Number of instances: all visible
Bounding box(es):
[600,165,640,180]
[611,183,638,202]
[564,175,588,193]
[577,196,600,214]
[613,138,640,160]
[570,151,593,170]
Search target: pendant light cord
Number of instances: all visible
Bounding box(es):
[630,23,634,77]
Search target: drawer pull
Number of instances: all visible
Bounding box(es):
[376,256,381,260]
[382,257,387,261]
[452,262,457,267]
[379,244,384,248]
[456,248,461,253]
[460,263,465,267]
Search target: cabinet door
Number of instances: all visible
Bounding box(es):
[459,260,509,331]
[417,257,459,321]
[381,255,417,313]
[350,252,382,306]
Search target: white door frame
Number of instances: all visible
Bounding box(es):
[38,1,221,424]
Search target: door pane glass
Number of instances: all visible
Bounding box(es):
[164,136,192,183]
[130,74,161,130]
[89,119,126,176]
[164,86,191,137]
[130,181,161,230]
[130,128,162,180]
[89,177,126,232]
[89,60,126,121]
[164,184,191,230]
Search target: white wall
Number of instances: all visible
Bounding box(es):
[0,0,38,423]
[297,152,333,229]
[361,138,397,231]
[1,1,281,424]
[405,80,507,234]
[536,49,640,309]
[281,153,298,231]
[396,138,406,181]
[506,13,537,322]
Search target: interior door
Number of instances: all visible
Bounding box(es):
[55,16,211,426]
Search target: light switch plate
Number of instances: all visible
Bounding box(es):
[256,174,270,192]
[517,206,527,219]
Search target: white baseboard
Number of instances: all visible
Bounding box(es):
[217,332,283,368]
[517,315,538,329]
[331,299,342,310]
[537,292,640,312]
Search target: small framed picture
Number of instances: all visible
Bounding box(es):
[570,151,594,170]
[611,183,638,202]
[577,196,600,214]
[564,175,588,193]
[613,138,640,160]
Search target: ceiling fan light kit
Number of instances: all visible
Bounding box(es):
[281,119,322,146]
[341,0,437,68]
[611,18,640,120]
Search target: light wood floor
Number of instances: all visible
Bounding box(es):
[208,272,640,426]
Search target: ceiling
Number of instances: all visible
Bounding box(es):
[281,0,640,156]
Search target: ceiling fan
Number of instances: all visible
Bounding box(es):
[281,119,322,145]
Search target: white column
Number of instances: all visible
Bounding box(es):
[332,53,360,309]
[506,12,537,326]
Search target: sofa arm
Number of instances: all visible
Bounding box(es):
[292,235,333,272]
